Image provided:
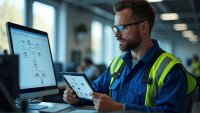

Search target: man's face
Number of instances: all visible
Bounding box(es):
[114,8,142,51]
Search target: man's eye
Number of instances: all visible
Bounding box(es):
[123,26,127,30]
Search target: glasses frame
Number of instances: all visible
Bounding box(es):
[111,21,144,34]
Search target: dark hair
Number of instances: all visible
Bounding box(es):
[193,55,198,60]
[113,0,156,34]
[84,58,93,64]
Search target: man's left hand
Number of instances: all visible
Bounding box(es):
[89,92,123,112]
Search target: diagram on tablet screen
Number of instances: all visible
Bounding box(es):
[64,75,93,100]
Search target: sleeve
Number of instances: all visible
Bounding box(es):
[72,66,112,106]
[124,65,188,112]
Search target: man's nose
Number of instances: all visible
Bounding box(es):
[115,29,122,38]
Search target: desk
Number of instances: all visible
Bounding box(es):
[27,102,139,113]
[27,102,97,113]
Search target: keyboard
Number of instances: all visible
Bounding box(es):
[39,104,70,112]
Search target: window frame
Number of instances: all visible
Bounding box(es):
[24,0,59,61]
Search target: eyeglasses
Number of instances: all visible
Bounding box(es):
[111,21,144,34]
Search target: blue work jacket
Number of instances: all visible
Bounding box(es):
[75,39,188,112]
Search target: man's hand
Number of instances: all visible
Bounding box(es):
[89,92,124,112]
[63,86,80,104]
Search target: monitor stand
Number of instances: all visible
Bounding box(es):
[16,98,48,110]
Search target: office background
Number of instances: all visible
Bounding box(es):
[0,0,200,71]
[1,0,200,112]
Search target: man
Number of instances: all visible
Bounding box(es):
[77,58,100,84]
[63,0,197,112]
[191,55,200,100]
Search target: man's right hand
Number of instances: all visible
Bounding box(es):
[63,86,80,104]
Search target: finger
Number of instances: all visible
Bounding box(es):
[66,86,73,93]
[63,95,78,102]
[94,105,99,111]
[92,96,98,102]
[63,93,77,100]
[63,98,78,104]
[67,92,77,98]
[90,92,101,98]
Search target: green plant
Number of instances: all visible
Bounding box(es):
[76,24,87,32]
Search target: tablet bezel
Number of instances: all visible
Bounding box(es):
[61,72,95,100]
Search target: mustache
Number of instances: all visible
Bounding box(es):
[117,37,123,41]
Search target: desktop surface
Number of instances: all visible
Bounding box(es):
[25,102,139,113]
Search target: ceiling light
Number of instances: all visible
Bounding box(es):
[173,24,188,31]
[182,30,194,38]
[187,35,198,42]
[160,13,179,20]
[191,41,198,44]
[148,0,163,2]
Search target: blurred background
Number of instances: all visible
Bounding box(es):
[1,0,200,72]
[0,0,200,110]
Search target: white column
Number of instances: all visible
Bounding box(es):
[57,2,67,64]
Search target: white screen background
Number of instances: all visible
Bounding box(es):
[63,75,93,100]
[10,28,56,89]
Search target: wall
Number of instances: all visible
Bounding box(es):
[66,5,93,64]
[173,38,200,70]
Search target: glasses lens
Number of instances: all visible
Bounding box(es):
[112,26,117,34]
[112,26,124,34]
[118,26,124,33]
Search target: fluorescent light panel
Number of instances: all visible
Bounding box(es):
[182,30,194,38]
[148,0,163,2]
[187,35,198,42]
[173,24,188,31]
[160,13,179,20]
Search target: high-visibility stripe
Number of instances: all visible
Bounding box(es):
[109,52,197,109]
[109,53,125,98]
[151,56,173,103]
[113,55,124,73]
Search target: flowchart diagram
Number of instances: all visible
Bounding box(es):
[21,40,46,84]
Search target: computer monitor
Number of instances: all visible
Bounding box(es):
[6,22,59,100]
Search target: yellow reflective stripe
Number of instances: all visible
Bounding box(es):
[158,53,181,90]
[109,53,125,98]
[115,59,124,73]
[146,52,197,108]
[109,77,115,88]
[145,52,166,108]
[110,57,119,75]
[151,57,173,103]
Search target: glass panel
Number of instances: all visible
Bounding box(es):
[33,1,55,60]
[91,20,103,64]
[0,0,24,54]
[104,25,113,67]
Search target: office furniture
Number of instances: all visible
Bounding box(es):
[26,102,138,113]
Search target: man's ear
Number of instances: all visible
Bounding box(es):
[140,21,149,34]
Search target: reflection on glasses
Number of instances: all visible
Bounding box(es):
[111,21,144,34]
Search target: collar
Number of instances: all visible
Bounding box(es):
[122,39,161,67]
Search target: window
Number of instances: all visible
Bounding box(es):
[91,20,103,64]
[0,0,24,54]
[104,25,113,67]
[33,1,55,60]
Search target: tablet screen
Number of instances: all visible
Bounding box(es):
[63,75,93,100]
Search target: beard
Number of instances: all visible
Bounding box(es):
[119,29,142,51]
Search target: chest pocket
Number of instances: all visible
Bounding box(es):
[110,79,121,90]
[130,83,147,97]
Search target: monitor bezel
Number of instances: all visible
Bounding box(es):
[6,22,59,99]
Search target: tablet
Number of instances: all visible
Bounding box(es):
[61,72,94,100]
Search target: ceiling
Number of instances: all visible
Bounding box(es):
[56,0,200,43]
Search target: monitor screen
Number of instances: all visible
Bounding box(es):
[6,22,59,99]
